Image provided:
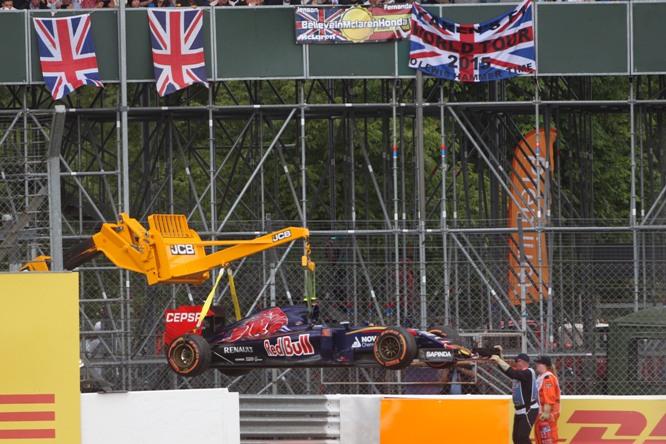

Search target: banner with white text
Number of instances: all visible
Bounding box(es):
[295,5,411,44]
[409,0,535,82]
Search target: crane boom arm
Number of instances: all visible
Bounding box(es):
[52,213,313,285]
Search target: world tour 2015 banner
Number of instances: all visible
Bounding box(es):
[295,5,411,44]
[409,0,535,82]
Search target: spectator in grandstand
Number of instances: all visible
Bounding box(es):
[94,0,117,7]
[94,0,116,7]
[59,0,82,9]
[263,0,296,5]
[26,0,47,9]
[148,0,173,7]
[210,0,248,6]
[126,0,141,6]
[1,0,17,9]
[534,355,561,444]
[490,351,539,444]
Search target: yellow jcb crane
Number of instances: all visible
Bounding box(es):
[21,213,315,286]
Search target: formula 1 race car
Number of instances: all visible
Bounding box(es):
[164,304,497,377]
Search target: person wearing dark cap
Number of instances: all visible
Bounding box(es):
[490,349,538,444]
[534,355,561,444]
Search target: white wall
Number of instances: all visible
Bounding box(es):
[81,388,239,444]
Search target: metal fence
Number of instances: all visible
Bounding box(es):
[71,229,666,397]
[2,84,666,398]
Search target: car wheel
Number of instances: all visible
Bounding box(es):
[167,334,211,377]
[373,326,417,370]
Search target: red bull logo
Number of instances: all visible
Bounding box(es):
[264,334,314,357]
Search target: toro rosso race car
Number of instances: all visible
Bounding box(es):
[164,304,496,377]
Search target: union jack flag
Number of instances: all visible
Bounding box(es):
[147,9,208,97]
[33,14,103,101]
[409,0,535,83]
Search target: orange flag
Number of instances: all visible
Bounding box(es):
[507,129,556,306]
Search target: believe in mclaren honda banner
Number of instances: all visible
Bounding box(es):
[409,0,535,82]
[295,5,411,44]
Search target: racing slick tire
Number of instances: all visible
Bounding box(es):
[167,334,211,377]
[373,326,417,370]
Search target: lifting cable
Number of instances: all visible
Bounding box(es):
[227,266,242,321]
[302,240,317,319]
[194,267,226,334]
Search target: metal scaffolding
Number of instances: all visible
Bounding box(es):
[2,44,666,395]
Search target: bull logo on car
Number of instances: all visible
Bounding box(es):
[264,334,314,357]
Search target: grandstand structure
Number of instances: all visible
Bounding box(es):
[1,3,665,396]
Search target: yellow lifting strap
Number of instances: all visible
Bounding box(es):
[227,266,242,321]
[302,240,316,311]
[194,267,225,333]
[304,271,316,311]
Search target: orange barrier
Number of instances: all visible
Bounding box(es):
[380,397,510,444]
[377,396,666,444]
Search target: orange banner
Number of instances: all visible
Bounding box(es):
[378,397,666,444]
[379,397,510,444]
[508,129,557,305]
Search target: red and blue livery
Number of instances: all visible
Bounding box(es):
[164,304,493,377]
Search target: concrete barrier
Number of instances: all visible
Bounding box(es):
[81,388,239,444]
